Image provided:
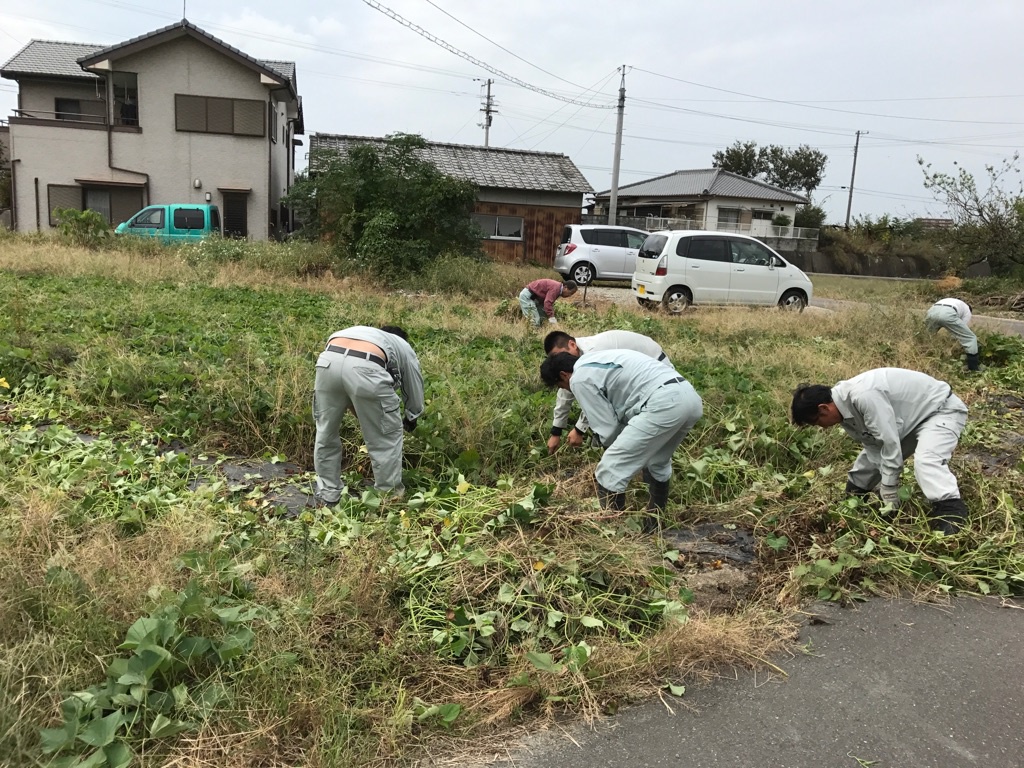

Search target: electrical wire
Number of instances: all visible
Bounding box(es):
[633,67,1024,126]
[360,0,614,108]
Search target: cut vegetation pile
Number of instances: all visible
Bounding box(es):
[2,236,1023,766]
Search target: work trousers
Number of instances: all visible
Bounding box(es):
[595,380,703,492]
[313,349,404,502]
[925,304,978,355]
[518,287,544,326]
[847,394,968,502]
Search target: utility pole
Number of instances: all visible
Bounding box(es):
[478,78,495,147]
[607,65,626,225]
[845,129,868,229]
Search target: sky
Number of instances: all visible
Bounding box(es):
[3,0,1024,225]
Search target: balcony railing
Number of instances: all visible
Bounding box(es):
[12,108,106,125]
[582,214,819,241]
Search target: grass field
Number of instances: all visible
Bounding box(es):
[2,235,1024,767]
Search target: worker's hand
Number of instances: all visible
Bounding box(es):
[548,317,558,324]
[546,434,561,454]
[403,417,418,434]
[879,484,901,509]
[567,427,586,448]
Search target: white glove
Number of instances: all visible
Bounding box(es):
[548,317,558,324]
[879,484,900,508]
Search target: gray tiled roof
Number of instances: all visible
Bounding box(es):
[310,134,593,193]
[1,40,103,79]
[1,27,296,90]
[595,168,809,204]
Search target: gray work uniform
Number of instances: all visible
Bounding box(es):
[832,367,967,502]
[313,326,425,501]
[552,330,672,436]
[569,349,703,493]
[924,298,978,355]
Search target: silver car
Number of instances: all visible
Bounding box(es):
[553,224,650,285]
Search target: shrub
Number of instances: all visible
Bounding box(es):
[54,208,111,249]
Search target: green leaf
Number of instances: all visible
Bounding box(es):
[579,616,604,628]
[664,683,686,697]
[436,703,461,728]
[40,722,78,754]
[525,651,563,674]
[425,552,444,568]
[497,582,517,604]
[175,635,213,663]
[149,714,192,739]
[103,741,133,768]
[546,610,565,628]
[77,711,124,748]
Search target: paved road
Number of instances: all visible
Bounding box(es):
[494,598,1024,768]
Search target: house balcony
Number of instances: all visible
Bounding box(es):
[9,109,141,133]
[581,214,819,252]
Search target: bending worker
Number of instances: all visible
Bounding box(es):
[790,367,969,534]
[544,329,672,454]
[541,349,703,533]
[313,325,424,503]
[519,278,577,327]
[924,297,980,371]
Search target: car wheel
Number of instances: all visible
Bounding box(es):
[778,289,807,312]
[663,287,692,314]
[570,262,595,286]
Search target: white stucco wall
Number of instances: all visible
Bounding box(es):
[17,78,105,120]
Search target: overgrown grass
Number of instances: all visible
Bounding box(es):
[2,235,1024,766]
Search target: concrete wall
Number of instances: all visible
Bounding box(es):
[17,78,106,122]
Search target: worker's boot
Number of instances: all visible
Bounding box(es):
[929,497,968,535]
[597,483,626,511]
[845,480,873,500]
[643,476,671,534]
[966,352,981,372]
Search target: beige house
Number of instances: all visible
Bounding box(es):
[0,20,303,239]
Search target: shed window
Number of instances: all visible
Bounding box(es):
[472,214,524,241]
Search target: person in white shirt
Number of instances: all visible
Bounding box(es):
[540,349,703,533]
[791,367,969,535]
[543,330,673,454]
[924,297,979,371]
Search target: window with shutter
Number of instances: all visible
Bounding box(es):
[233,100,265,137]
[48,185,82,226]
[207,97,234,134]
[175,95,207,132]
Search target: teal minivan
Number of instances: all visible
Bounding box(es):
[115,204,221,243]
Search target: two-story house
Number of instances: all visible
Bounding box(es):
[0,20,303,239]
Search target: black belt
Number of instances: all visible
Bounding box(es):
[657,351,667,361]
[661,376,685,386]
[326,344,386,368]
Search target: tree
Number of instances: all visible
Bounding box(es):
[286,133,483,279]
[794,203,828,229]
[712,140,828,196]
[920,153,1024,275]
[711,140,765,180]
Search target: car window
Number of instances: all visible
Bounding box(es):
[560,226,572,244]
[210,208,221,233]
[132,208,163,228]
[173,208,206,230]
[595,230,627,247]
[579,228,598,245]
[730,239,775,266]
[626,231,647,249]
[638,234,668,259]
[686,238,730,262]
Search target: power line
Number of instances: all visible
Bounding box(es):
[633,67,1024,126]
[422,0,590,92]
[360,0,614,108]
